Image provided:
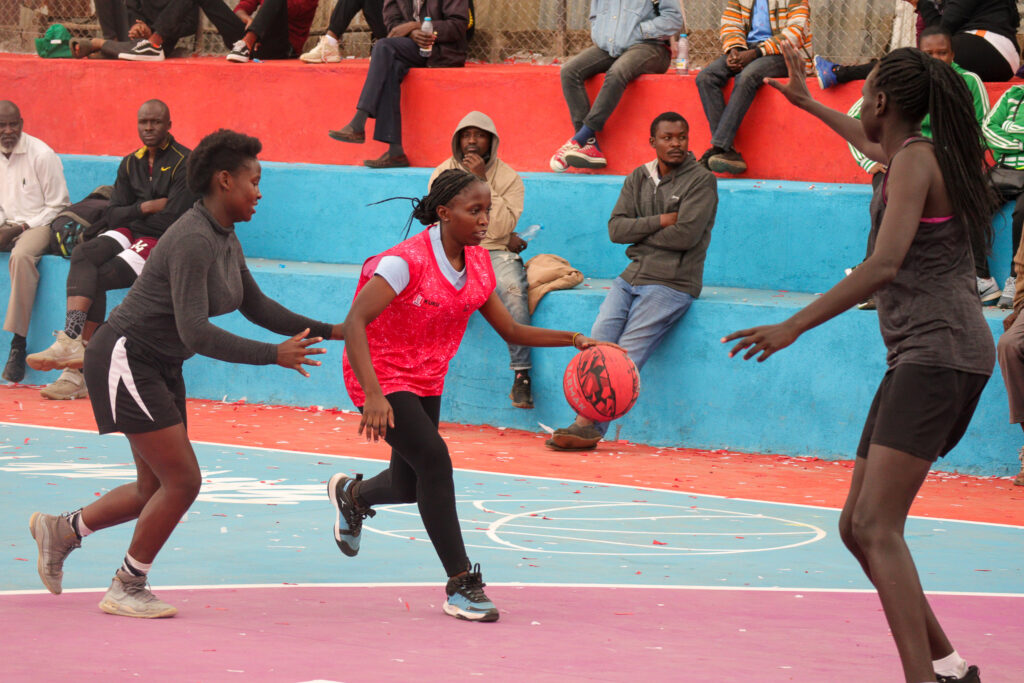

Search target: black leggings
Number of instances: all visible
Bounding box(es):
[66,236,138,324]
[328,0,386,41]
[357,392,468,577]
[952,32,1015,82]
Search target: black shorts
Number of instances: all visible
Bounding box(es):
[83,323,187,435]
[856,363,989,462]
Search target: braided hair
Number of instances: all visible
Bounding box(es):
[873,47,998,251]
[371,168,481,237]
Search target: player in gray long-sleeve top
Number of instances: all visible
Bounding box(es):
[27,130,344,619]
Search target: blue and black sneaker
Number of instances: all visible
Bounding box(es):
[328,472,374,557]
[443,563,499,622]
[814,55,838,90]
[937,665,981,683]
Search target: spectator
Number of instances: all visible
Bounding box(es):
[116,0,318,62]
[301,0,387,63]
[844,26,991,308]
[429,111,531,407]
[996,255,1024,487]
[917,0,1021,81]
[327,0,469,168]
[696,0,813,175]
[548,0,682,173]
[0,101,70,384]
[547,112,718,450]
[983,83,1024,309]
[26,100,194,400]
[74,0,200,59]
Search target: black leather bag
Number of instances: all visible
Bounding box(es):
[990,165,1024,200]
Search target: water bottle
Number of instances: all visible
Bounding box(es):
[419,17,433,58]
[674,33,689,75]
[518,224,542,241]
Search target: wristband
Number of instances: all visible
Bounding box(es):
[571,332,582,348]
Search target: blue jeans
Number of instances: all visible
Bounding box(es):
[588,277,694,433]
[696,53,786,150]
[490,250,531,371]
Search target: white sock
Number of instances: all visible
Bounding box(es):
[325,34,338,47]
[122,552,152,577]
[933,650,968,678]
[66,509,93,538]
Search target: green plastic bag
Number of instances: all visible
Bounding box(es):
[34,24,73,59]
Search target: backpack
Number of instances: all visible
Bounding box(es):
[49,186,113,258]
[34,24,73,59]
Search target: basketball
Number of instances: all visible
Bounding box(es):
[562,346,640,422]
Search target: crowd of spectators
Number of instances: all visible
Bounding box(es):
[7,0,1024,484]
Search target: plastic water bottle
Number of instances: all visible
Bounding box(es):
[674,33,689,75]
[519,224,542,241]
[419,17,433,58]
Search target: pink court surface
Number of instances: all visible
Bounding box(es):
[1,386,1022,682]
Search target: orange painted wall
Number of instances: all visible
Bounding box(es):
[2,53,1017,183]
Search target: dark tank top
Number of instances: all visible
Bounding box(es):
[866,138,994,375]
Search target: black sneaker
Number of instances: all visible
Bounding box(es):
[226,40,251,63]
[118,39,165,62]
[937,665,981,683]
[509,370,533,409]
[3,344,26,383]
[443,563,499,622]
[698,146,724,169]
[327,472,375,557]
[708,148,748,174]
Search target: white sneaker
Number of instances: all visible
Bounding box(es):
[40,368,88,400]
[26,331,85,371]
[998,276,1016,309]
[300,35,341,63]
[977,276,1001,303]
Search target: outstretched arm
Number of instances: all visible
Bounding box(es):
[238,266,342,340]
[765,41,887,164]
[722,144,931,361]
[477,292,612,350]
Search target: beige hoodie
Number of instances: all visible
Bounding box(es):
[428,111,525,252]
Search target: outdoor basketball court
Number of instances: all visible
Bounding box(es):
[1,392,1021,681]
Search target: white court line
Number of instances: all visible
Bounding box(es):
[2,582,1022,598]
[3,420,1023,530]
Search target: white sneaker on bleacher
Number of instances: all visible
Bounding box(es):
[301,35,341,64]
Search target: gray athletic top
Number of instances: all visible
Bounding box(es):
[868,149,995,376]
[107,201,333,364]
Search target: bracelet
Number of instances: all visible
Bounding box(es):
[571,332,582,348]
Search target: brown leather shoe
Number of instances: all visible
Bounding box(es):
[364,152,410,169]
[327,126,365,144]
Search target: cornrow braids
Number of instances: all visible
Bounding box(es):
[874,48,998,251]
[369,169,481,238]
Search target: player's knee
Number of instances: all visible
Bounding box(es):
[849,510,889,550]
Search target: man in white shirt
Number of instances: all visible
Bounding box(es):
[0,101,70,383]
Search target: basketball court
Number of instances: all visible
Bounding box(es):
[1,389,1022,681]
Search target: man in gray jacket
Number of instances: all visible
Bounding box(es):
[547,112,718,450]
[549,0,682,173]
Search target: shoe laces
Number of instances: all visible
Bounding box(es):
[120,573,162,603]
[452,563,488,602]
[340,476,375,530]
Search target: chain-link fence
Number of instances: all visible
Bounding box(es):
[2,0,1021,66]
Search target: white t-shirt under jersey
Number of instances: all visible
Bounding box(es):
[374,225,467,294]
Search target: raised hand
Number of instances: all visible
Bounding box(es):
[276,328,326,377]
[763,40,814,109]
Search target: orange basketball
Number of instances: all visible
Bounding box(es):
[562,346,640,422]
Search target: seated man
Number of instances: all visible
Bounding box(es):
[113,0,317,62]
[0,101,70,384]
[547,112,718,450]
[327,0,469,168]
[983,82,1024,308]
[429,111,531,407]
[76,0,200,59]
[301,0,386,63]
[696,0,812,174]
[996,251,1024,487]
[549,0,681,173]
[26,100,193,400]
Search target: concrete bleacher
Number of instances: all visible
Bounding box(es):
[6,155,1019,477]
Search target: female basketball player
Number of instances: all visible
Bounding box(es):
[329,168,611,623]
[724,44,995,683]
[29,129,341,618]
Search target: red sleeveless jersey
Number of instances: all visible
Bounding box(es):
[343,228,496,406]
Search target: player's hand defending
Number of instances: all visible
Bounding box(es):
[722,322,799,362]
[360,393,394,442]
[276,328,325,377]
[763,41,813,110]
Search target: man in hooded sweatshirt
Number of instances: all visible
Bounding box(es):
[428,111,531,408]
